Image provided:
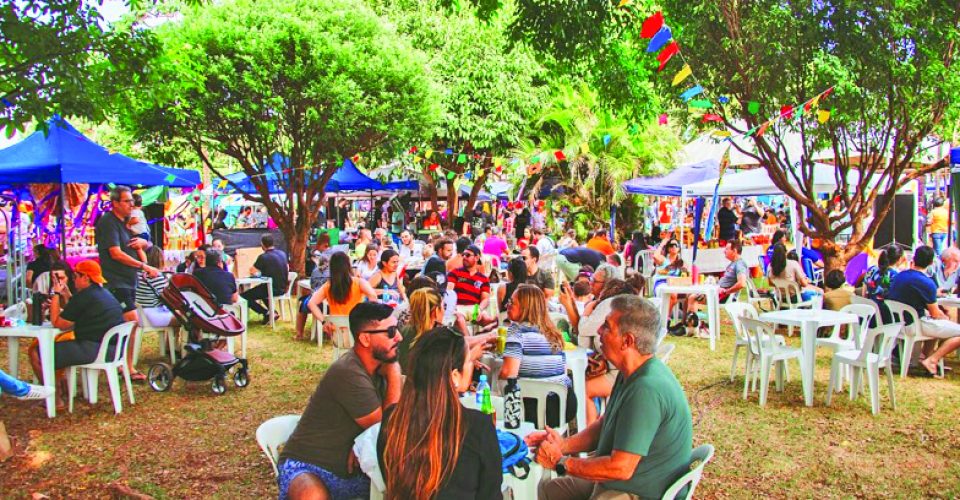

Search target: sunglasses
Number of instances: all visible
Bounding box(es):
[361,325,400,339]
[462,252,476,258]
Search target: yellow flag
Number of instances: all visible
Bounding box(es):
[425,149,433,159]
[810,95,821,109]
[218,179,228,189]
[672,64,692,87]
[817,109,831,124]
[711,130,732,138]
[580,142,590,154]
[617,0,631,7]
[413,156,422,163]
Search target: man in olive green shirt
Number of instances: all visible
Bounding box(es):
[529,295,693,499]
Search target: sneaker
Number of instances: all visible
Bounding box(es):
[15,384,55,401]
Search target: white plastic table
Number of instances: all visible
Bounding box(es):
[237,276,274,330]
[759,309,858,406]
[1,324,60,418]
[937,295,960,308]
[656,284,721,350]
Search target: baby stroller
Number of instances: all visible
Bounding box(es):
[146,273,250,395]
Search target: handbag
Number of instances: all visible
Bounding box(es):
[585,351,609,380]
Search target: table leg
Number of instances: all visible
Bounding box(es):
[37,334,56,418]
[658,292,672,343]
[570,354,587,433]
[268,285,275,330]
[708,291,719,351]
[8,337,20,378]
[801,323,816,407]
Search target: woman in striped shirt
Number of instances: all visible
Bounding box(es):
[135,246,177,328]
[500,284,577,427]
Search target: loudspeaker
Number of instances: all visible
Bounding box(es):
[873,193,915,249]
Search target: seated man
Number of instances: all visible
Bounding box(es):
[886,245,960,377]
[277,303,403,500]
[684,239,747,335]
[927,246,960,293]
[28,260,125,409]
[240,235,289,324]
[446,245,495,326]
[531,295,692,499]
[193,250,238,306]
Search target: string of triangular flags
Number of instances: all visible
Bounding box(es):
[633,9,835,139]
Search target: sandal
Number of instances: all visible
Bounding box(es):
[919,359,943,379]
[129,371,148,382]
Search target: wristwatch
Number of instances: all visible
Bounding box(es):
[555,456,569,476]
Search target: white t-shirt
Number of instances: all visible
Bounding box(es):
[128,208,149,235]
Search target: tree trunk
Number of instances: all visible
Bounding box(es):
[446,176,460,231]
[285,229,309,276]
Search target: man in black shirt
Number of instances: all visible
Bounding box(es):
[194,250,238,306]
[28,260,124,408]
[241,235,289,323]
[95,186,161,380]
[717,197,741,241]
[422,238,454,286]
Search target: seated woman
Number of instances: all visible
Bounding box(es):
[355,243,380,282]
[28,260,125,410]
[397,288,444,372]
[497,257,528,313]
[305,252,378,340]
[501,284,577,428]
[861,245,904,301]
[378,326,500,499]
[368,249,407,305]
[767,243,821,302]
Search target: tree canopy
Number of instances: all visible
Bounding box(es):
[116,0,438,270]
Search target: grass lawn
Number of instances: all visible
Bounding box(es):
[2,316,960,498]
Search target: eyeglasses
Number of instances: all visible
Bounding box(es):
[361,325,400,339]
[117,198,135,204]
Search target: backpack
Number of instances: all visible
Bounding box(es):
[496,429,531,479]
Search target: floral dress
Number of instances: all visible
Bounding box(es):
[863,265,898,300]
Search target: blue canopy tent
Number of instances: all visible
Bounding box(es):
[221,155,386,194]
[0,117,200,187]
[622,159,721,196]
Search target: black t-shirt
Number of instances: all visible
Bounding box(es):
[95,212,138,289]
[377,405,502,499]
[26,259,50,285]
[193,266,238,306]
[718,207,738,240]
[254,248,289,294]
[560,247,605,270]
[740,206,761,235]
[60,284,125,343]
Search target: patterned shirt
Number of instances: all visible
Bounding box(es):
[447,267,490,306]
[503,322,569,386]
[864,265,898,300]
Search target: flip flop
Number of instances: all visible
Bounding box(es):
[129,372,148,382]
[919,360,943,379]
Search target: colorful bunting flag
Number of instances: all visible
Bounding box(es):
[680,85,704,102]
[580,142,590,154]
[447,171,456,180]
[656,41,679,71]
[817,108,831,124]
[444,148,453,155]
[640,11,664,38]
[711,130,732,138]
[429,163,439,171]
[780,105,794,120]
[164,174,176,184]
[718,96,730,104]
[107,183,116,189]
[457,153,467,164]
[646,26,672,53]
[701,114,723,123]
[617,0,631,7]
[602,134,612,146]
[671,64,692,87]
[0,97,12,108]
[218,179,228,189]
[747,101,760,115]
[757,121,771,137]
[352,155,360,162]
[688,99,712,109]
[409,146,418,154]
[658,113,669,125]
[554,150,566,162]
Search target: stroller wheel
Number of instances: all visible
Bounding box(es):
[234,368,250,388]
[212,375,227,395]
[148,363,173,392]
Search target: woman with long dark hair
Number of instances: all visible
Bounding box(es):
[369,249,407,303]
[767,243,821,301]
[497,256,529,311]
[623,231,648,269]
[305,252,378,337]
[862,245,904,300]
[378,327,501,500]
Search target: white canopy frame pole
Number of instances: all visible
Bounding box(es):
[790,198,802,250]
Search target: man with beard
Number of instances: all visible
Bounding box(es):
[278,303,402,499]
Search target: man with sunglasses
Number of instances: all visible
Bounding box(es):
[279,302,402,500]
[447,245,492,315]
[95,186,161,381]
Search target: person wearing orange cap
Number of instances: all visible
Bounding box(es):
[27,260,125,409]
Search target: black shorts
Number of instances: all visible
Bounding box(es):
[108,287,137,313]
[54,340,115,369]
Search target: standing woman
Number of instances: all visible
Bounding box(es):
[355,243,380,281]
[368,249,407,304]
[306,252,378,336]
[378,326,501,500]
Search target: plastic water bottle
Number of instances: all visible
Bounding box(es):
[476,374,489,406]
[503,378,522,429]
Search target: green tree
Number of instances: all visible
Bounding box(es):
[514,83,680,238]
[375,1,548,227]
[116,0,438,272]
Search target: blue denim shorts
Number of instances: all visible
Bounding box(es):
[277,458,369,500]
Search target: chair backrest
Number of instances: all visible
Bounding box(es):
[326,314,353,349]
[836,303,876,345]
[758,255,768,274]
[661,444,716,500]
[738,317,778,356]
[32,271,51,294]
[769,278,802,309]
[284,272,298,296]
[856,322,904,365]
[723,302,759,343]
[657,342,676,364]
[2,301,27,320]
[95,321,137,365]
[883,300,920,337]
[801,258,816,281]
[519,378,567,430]
[256,414,301,476]
[639,249,656,277]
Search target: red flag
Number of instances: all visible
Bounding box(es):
[429,163,439,171]
[409,146,418,154]
[640,11,664,38]
[822,88,834,100]
[656,41,679,72]
[197,183,204,190]
[554,150,566,162]
[780,105,794,120]
[701,114,723,123]
[658,113,668,125]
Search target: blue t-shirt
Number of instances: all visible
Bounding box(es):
[193,266,238,306]
[886,269,936,324]
[801,247,822,264]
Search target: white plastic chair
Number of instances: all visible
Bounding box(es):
[67,321,137,414]
[222,297,249,359]
[884,299,943,378]
[656,342,676,364]
[327,314,353,359]
[255,414,301,476]
[135,304,178,364]
[826,323,902,415]
[816,303,875,391]
[744,278,775,312]
[723,302,786,382]
[661,444,716,500]
[739,317,802,406]
[519,378,567,431]
[272,272,299,321]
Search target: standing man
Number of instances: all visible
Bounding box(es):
[927,197,949,256]
[278,303,403,499]
[586,230,616,256]
[717,197,741,241]
[531,295,692,499]
[522,246,556,298]
[534,227,558,271]
[95,186,161,381]
[241,235,289,324]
